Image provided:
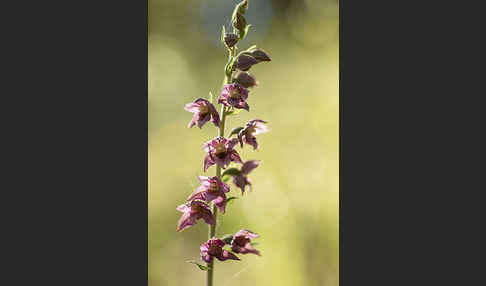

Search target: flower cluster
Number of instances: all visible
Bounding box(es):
[176,0,271,280]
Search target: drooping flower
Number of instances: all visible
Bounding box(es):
[250,49,271,62]
[200,238,240,263]
[231,229,261,256]
[184,98,220,128]
[234,71,258,88]
[203,137,242,172]
[235,54,258,71]
[176,200,214,232]
[233,160,259,194]
[237,119,269,150]
[187,176,230,214]
[218,83,250,111]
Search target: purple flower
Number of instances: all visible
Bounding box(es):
[184,98,220,128]
[187,176,230,214]
[237,119,269,150]
[233,160,260,194]
[200,238,240,263]
[176,200,214,232]
[218,83,250,111]
[203,137,243,172]
[231,229,261,256]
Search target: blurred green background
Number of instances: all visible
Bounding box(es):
[149,0,338,285]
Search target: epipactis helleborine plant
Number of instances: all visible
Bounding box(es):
[177,1,271,285]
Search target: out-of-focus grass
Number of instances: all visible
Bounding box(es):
[149,0,338,285]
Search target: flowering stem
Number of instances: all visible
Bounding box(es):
[207,46,235,286]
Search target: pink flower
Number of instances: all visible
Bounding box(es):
[218,83,250,111]
[176,200,214,232]
[231,229,261,256]
[201,238,240,263]
[203,137,243,172]
[187,176,230,214]
[184,98,220,128]
[238,119,269,150]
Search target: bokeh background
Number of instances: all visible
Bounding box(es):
[149,0,338,285]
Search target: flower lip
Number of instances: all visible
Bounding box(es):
[229,88,241,99]
[199,104,209,114]
[209,181,219,193]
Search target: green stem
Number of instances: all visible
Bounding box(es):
[207,46,235,286]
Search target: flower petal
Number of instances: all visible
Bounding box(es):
[201,254,213,263]
[176,212,195,232]
[184,102,200,113]
[210,113,220,127]
[203,154,215,172]
[229,150,243,164]
[227,138,239,150]
[218,250,240,261]
[241,160,260,175]
[187,190,207,202]
[237,100,250,111]
[198,176,210,184]
[213,194,227,214]
[176,203,190,212]
[201,209,215,225]
[233,175,247,194]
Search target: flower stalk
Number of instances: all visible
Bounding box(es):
[177,1,270,285]
[207,44,234,286]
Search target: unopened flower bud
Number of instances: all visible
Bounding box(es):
[236,54,258,71]
[232,12,247,31]
[235,0,248,15]
[234,72,258,88]
[251,49,271,62]
[224,33,238,48]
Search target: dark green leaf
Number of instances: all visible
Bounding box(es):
[221,234,234,245]
[227,196,238,205]
[187,260,210,271]
[222,168,242,177]
[228,126,244,137]
[222,174,231,182]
